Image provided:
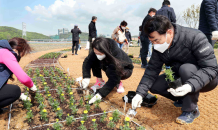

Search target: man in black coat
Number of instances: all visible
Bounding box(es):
[132,16,218,125]
[88,16,97,54]
[140,8,157,68]
[71,25,82,55]
[156,0,176,23]
[199,0,218,47]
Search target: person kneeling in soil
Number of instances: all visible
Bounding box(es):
[82,37,134,104]
[131,15,218,124]
[0,38,37,114]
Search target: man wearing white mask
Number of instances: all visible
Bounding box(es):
[132,15,218,124]
[81,37,133,104]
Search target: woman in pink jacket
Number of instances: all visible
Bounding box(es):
[0,38,37,114]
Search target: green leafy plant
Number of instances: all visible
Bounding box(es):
[78,121,87,130]
[40,109,48,122]
[56,107,63,119]
[165,67,175,82]
[53,119,63,130]
[91,119,98,130]
[26,110,33,122]
[85,102,91,111]
[70,104,78,115]
[107,117,116,129]
[136,126,146,130]
[60,93,65,102]
[66,114,76,126]
[79,97,83,106]
[51,99,60,111]
[100,111,107,122]
[36,94,44,104]
[112,110,121,122]
[23,99,32,110]
[120,117,131,130]
[82,110,88,121]
[38,102,46,111]
[85,94,93,101]
[69,97,75,104]
[94,99,101,108]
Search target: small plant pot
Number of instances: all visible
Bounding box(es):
[168,78,182,89]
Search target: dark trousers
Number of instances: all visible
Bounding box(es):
[88,36,93,54]
[0,84,21,108]
[149,63,217,112]
[91,63,132,97]
[140,35,150,66]
[72,41,79,54]
[205,34,216,48]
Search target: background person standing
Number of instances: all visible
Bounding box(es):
[123,27,132,54]
[71,25,82,55]
[88,16,97,54]
[199,0,218,47]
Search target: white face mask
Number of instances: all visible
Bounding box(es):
[151,15,154,17]
[96,54,106,60]
[153,33,172,53]
[122,27,126,30]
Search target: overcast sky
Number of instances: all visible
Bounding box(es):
[0,0,202,36]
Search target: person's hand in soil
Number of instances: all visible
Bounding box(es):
[20,93,31,101]
[82,78,90,89]
[167,84,192,97]
[29,84,37,103]
[89,93,102,104]
[132,94,143,109]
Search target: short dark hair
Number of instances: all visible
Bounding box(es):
[120,20,128,26]
[163,0,170,5]
[144,15,173,37]
[92,16,97,20]
[148,8,157,13]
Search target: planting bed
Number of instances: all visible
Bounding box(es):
[8,52,146,130]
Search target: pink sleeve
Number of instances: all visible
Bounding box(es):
[0,49,33,88]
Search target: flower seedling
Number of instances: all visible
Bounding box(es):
[120,117,131,130]
[165,67,175,82]
[23,98,32,110]
[40,109,48,122]
[60,93,65,102]
[79,97,83,106]
[82,110,88,121]
[70,103,78,114]
[78,121,87,130]
[69,97,75,104]
[26,110,33,122]
[85,94,93,101]
[136,126,146,130]
[53,119,63,130]
[112,110,121,122]
[66,114,76,126]
[36,94,44,104]
[66,86,72,94]
[94,99,101,108]
[51,99,60,111]
[107,117,116,129]
[85,102,91,111]
[91,119,98,130]
[100,111,107,122]
[56,107,63,119]
[38,102,46,111]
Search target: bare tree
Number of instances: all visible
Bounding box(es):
[183,4,200,29]
[176,13,184,26]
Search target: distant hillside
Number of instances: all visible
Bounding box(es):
[0,26,51,40]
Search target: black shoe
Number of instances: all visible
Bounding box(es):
[141,64,148,69]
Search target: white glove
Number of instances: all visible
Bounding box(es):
[20,93,31,101]
[30,84,37,92]
[167,84,192,97]
[82,78,90,89]
[89,93,102,104]
[212,31,218,40]
[92,38,95,42]
[132,94,143,109]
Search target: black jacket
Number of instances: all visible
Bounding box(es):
[125,31,132,42]
[71,28,82,41]
[88,21,97,38]
[83,38,134,97]
[199,0,218,35]
[136,23,218,98]
[141,14,152,37]
[156,5,176,23]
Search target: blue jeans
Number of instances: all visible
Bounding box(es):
[117,43,124,49]
[147,42,152,57]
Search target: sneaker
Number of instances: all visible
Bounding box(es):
[117,81,125,93]
[174,99,183,108]
[75,54,78,55]
[72,53,74,55]
[91,79,105,90]
[176,106,200,124]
